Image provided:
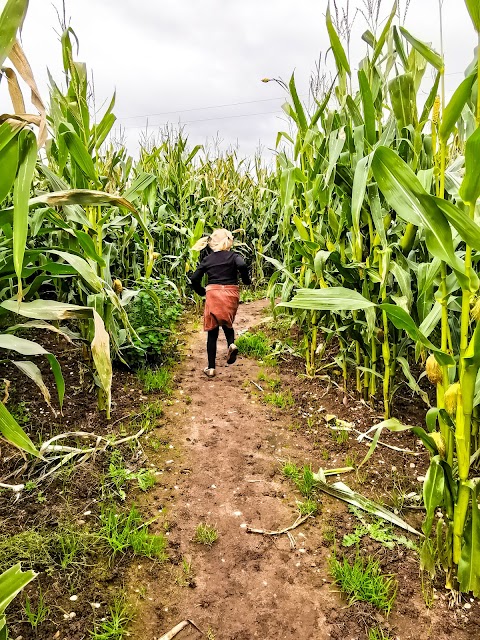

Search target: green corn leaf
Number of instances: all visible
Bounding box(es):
[352,154,372,252]
[458,480,480,596]
[392,26,408,68]
[388,73,417,129]
[13,128,37,298]
[379,303,455,365]
[372,146,468,285]
[422,456,445,536]
[434,197,480,251]
[60,125,98,183]
[326,3,351,75]
[74,230,106,267]
[464,0,480,32]
[399,26,443,71]
[279,287,375,312]
[47,250,103,293]
[0,0,28,67]
[358,70,376,145]
[0,136,18,205]
[439,73,476,142]
[312,470,421,535]
[0,564,37,621]
[0,401,39,457]
[372,1,397,63]
[380,303,454,365]
[289,73,308,134]
[419,72,441,127]
[459,126,480,204]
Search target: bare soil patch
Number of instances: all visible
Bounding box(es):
[129,301,480,640]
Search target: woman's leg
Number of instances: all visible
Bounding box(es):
[207,327,219,369]
[223,326,238,364]
[222,325,235,346]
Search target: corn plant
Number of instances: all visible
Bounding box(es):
[278,0,480,594]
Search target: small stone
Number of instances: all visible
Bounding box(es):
[69,595,78,601]
[69,612,76,619]
[409,463,416,468]
[91,603,101,609]
[166,460,174,464]
[83,511,92,516]
[464,603,472,610]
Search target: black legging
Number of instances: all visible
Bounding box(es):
[207,325,235,369]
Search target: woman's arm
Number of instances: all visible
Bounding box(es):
[235,253,251,285]
[189,260,207,296]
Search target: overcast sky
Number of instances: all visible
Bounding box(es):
[1,0,476,160]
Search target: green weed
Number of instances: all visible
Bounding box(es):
[236,332,270,359]
[264,390,294,409]
[99,505,167,561]
[342,507,417,551]
[90,595,133,640]
[329,553,397,613]
[282,462,318,497]
[193,523,218,547]
[23,587,49,629]
[137,367,173,394]
[257,371,281,390]
[368,628,392,640]
[297,499,319,516]
[330,426,349,444]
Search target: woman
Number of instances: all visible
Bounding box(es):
[189,229,251,378]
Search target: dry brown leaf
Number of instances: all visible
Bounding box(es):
[8,40,47,146]
[2,67,25,113]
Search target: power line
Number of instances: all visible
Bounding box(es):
[118,109,285,131]
[117,95,291,121]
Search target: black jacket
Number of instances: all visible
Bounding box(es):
[189,250,251,296]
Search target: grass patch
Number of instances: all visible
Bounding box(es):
[0,526,93,574]
[193,523,218,546]
[236,331,271,359]
[257,371,281,390]
[137,367,173,394]
[104,451,156,501]
[296,499,319,516]
[329,553,397,613]
[23,587,49,630]
[368,628,392,640]
[282,462,318,497]
[99,505,167,561]
[264,390,293,409]
[90,595,133,640]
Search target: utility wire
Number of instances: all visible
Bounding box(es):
[117,95,294,121]
[118,109,285,131]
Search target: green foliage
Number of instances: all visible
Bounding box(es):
[264,390,294,409]
[137,367,173,394]
[368,628,392,640]
[193,523,218,546]
[282,462,318,497]
[23,587,49,629]
[342,508,418,551]
[122,277,182,367]
[296,499,318,516]
[104,451,156,501]
[236,332,271,359]
[329,553,397,613]
[99,505,167,561]
[0,527,93,574]
[90,596,133,640]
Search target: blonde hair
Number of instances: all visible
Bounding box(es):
[192,228,234,253]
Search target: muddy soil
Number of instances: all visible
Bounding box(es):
[129,301,479,640]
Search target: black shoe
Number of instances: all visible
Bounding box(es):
[226,344,238,365]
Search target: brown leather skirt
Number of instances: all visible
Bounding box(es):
[203,284,240,332]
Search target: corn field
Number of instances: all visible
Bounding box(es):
[2,0,480,633]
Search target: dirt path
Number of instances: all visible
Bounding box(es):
[129,300,339,639]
